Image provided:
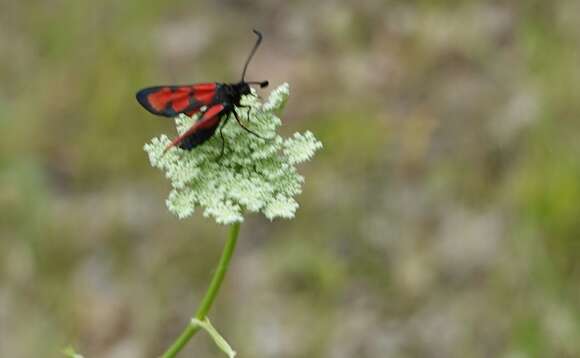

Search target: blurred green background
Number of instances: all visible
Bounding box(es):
[2,1,580,357]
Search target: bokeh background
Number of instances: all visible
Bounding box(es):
[2,1,580,357]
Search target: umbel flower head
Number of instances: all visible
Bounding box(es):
[144,83,322,224]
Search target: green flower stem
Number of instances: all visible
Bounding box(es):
[161,222,241,358]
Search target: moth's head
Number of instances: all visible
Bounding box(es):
[236,82,251,96]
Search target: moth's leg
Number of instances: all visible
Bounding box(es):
[233,110,266,139]
[216,116,230,162]
[246,106,254,121]
[236,105,252,124]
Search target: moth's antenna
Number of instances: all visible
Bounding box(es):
[241,29,263,82]
[246,80,269,88]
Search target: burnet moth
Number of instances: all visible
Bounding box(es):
[136,29,269,157]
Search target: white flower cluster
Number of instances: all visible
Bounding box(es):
[144,83,322,224]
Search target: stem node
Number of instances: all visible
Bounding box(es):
[161,222,241,358]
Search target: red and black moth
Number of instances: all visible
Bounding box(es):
[136,29,269,157]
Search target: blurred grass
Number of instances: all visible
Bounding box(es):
[1,1,580,357]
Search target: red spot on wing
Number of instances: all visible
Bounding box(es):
[146,87,173,111]
[191,83,217,105]
[196,105,223,129]
[146,87,193,111]
[165,104,225,151]
[172,97,190,112]
[194,91,215,104]
[191,83,217,92]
